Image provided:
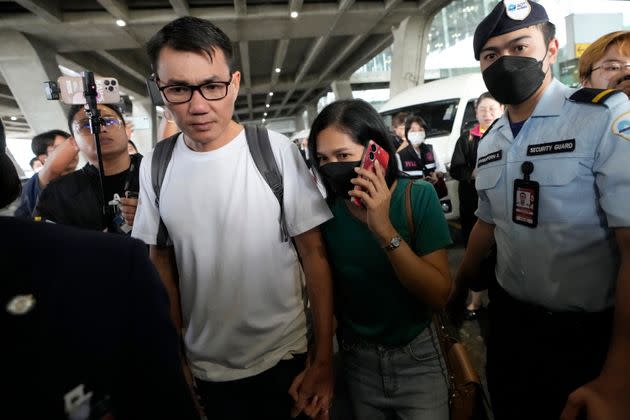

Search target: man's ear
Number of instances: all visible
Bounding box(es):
[231,71,241,95]
[547,38,560,65]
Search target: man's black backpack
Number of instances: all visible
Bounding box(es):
[150,125,289,246]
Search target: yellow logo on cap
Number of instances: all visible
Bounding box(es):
[504,0,532,21]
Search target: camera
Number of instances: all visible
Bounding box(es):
[44,76,120,105]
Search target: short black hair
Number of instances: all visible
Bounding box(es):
[29,157,41,169]
[538,21,556,46]
[0,120,21,208]
[67,104,125,134]
[404,115,429,141]
[307,99,398,205]
[127,140,138,153]
[146,16,234,73]
[31,129,71,156]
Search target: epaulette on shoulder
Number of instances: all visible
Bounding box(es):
[569,88,624,106]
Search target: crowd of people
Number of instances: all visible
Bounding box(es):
[3,1,630,419]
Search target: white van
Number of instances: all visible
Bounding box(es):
[379,72,488,221]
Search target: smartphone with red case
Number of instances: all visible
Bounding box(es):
[351,140,390,208]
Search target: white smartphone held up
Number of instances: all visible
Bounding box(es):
[58,76,121,105]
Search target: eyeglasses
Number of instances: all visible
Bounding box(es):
[74,116,124,133]
[158,75,233,104]
[591,61,630,79]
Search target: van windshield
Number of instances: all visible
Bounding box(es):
[389,99,459,139]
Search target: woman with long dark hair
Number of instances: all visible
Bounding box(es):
[308,99,452,419]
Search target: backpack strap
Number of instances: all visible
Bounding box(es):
[151,132,179,247]
[244,124,289,242]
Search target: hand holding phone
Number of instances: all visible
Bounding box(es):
[351,140,389,208]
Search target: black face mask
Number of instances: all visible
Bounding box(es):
[482,55,547,105]
[318,161,360,200]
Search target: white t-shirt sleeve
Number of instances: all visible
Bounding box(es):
[131,151,161,245]
[273,132,332,237]
[435,152,447,173]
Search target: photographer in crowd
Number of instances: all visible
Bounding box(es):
[34,104,141,233]
[14,130,79,218]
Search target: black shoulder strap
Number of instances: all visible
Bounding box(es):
[244,124,289,242]
[479,118,499,141]
[151,132,179,247]
[569,88,621,105]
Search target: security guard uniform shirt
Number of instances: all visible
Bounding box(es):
[475,79,630,312]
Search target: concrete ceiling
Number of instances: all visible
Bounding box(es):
[0,0,450,133]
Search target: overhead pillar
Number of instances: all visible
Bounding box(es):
[305,103,318,127]
[0,30,67,134]
[331,79,353,100]
[389,15,432,97]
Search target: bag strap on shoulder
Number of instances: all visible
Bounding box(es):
[151,133,179,247]
[244,124,289,242]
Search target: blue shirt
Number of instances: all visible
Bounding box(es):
[475,79,630,312]
[14,174,40,219]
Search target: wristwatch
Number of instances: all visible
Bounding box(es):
[383,235,402,251]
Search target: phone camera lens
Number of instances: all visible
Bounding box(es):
[111,80,117,86]
[371,144,377,152]
[369,152,375,161]
[104,80,110,86]
[108,86,114,91]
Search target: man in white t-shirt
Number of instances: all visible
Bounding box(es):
[133,16,334,420]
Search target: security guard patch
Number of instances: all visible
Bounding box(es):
[527,139,575,156]
[477,150,503,167]
[612,112,630,141]
[504,0,531,21]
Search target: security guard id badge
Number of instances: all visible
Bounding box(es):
[513,161,539,228]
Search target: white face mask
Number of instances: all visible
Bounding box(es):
[408,131,426,146]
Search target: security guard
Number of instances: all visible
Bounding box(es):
[455,1,630,419]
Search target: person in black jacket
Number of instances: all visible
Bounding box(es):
[35,104,141,233]
[449,92,503,318]
[0,121,199,420]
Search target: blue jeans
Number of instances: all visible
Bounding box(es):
[340,324,449,420]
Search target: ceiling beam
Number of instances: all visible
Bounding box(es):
[286,0,403,115]
[13,0,62,23]
[169,0,190,17]
[95,51,147,83]
[339,34,393,79]
[0,97,20,110]
[270,39,290,86]
[288,34,365,114]
[96,0,146,46]
[0,84,14,100]
[96,0,129,20]
[274,0,355,117]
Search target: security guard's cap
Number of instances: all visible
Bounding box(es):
[473,0,549,60]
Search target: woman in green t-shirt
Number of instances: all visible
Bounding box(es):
[307,99,452,419]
